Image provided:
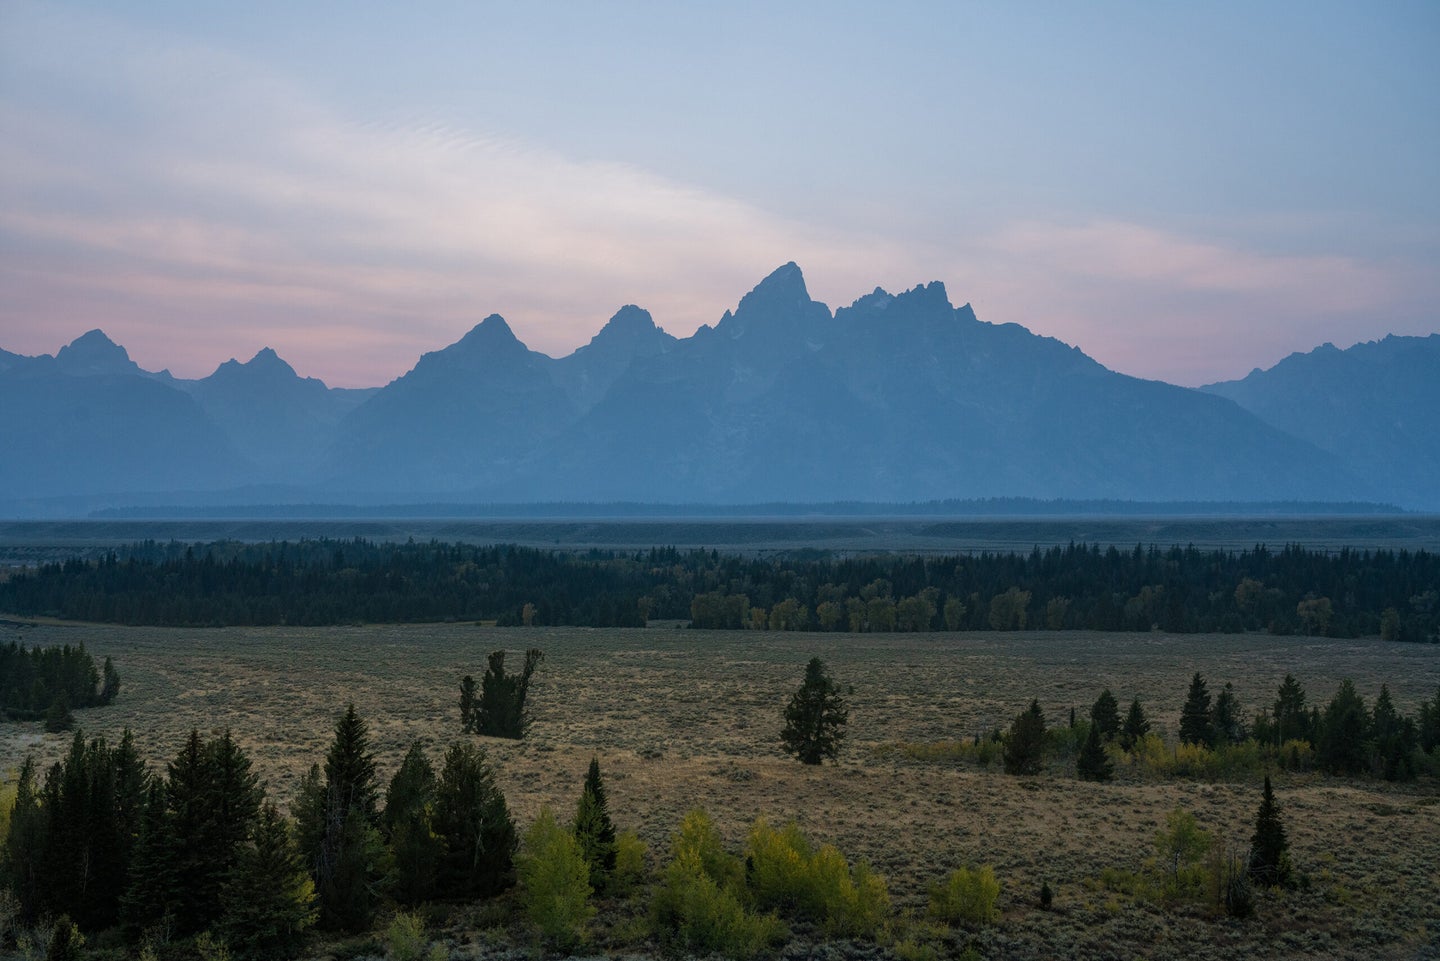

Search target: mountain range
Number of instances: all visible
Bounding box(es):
[2,263,1436,515]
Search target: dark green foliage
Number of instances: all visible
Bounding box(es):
[382,743,442,906]
[477,649,543,739]
[780,658,848,765]
[1120,698,1150,751]
[573,757,618,893]
[433,742,517,898]
[1222,856,1255,918]
[1421,686,1440,754]
[1003,700,1046,775]
[1213,683,1247,745]
[1179,673,1215,748]
[1248,775,1291,887]
[1317,679,1370,776]
[1369,684,1418,780]
[1272,674,1311,745]
[1090,689,1120,741]
[3,756,45,919]
[44,915,84,961]
[1039,881,1053,909]
[309,705,382,931]
[43,696,74,732]
[6,538,1439,641]
[219,802,317,960]
[1076,721,1113,782]
[459,675,477,734]
[122,778,179,940]
[0,642,112,719]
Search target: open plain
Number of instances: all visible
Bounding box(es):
[3,621,1438,960]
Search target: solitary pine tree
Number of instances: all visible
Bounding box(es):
[1090,689,1121,741]
[478,649,544,739]
[1179,673,1215,748]
[1248,775,1291,887]
[1004,700,1047,775]
[780,657,848,765]
[573,757,618,893]
[1076,721,1113,782]
[311,705,383,931]
[1120,698,1150,751]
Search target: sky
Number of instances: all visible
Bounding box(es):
[1,1,1437,388]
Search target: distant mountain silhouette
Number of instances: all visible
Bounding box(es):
[1204,335,1440,510]
[1,265,1427,514]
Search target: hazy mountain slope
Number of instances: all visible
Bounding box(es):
[178,348,373,480]
[1204,335,1440,509]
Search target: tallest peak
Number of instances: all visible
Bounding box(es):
[736,262,811,316]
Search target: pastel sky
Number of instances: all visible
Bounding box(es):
[2,1,1437,388]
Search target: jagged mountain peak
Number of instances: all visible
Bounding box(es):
[55,328,141,376]
[734,262,813,315]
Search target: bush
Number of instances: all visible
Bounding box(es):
[928,865,1000,926]
[744,819,889,937]
[652,810,783,958]
[517,807,593,951]
[385,912,427,961]
[613,830,649,893]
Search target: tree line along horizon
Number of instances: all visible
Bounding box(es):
[8,647,1431,960]
[1,538,1437,641]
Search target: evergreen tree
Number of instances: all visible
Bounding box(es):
[1120,698,1150,751]
[1179,673,1215,748]
[1003,699,1047,775]
[434,742,517,898]
[1272,674,1310,744]
[1076,721,1113,781]
[1370,684,1417,781]
[3,756,46,920]
[43,695,74,733]
[1090,689,1121,741]
[779,657,848,765]
[573,757,618,893]
[312,706,383,931]
[1420,685,1440,754]
[219,802,317,961]
[1316,679,1369,775]
[99,657,121,705]
[1213,682,1247,745]
[382,742,441,906]
[121,778,180,941]
[459,674,477,734]
[477,649,544,738]
[1248,775,1291,887]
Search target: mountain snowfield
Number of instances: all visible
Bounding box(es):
[2,264,1436,513]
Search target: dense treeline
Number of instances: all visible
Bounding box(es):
[0,642,118,720]
[1,539,1437,640]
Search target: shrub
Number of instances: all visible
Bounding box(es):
[612,830,649,893]
[517,807,593,951]
[385,913,427,961]
[743,818,889,938]
[1152,809,1211,903]
[928,865,1000,926]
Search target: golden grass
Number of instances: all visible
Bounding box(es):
[2,622,1437,960]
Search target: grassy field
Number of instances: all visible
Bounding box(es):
[3,621,1438,960]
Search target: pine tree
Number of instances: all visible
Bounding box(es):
[1272,674,1310,744]
[434,742,517,898]
[1213,683,1247,745]
[1179,673,1215,747]
[382,742,441,906]
[99,657,121,705]
[219,802,317,961]
[779,657,848,765]
[1316,679,1369,775]
[3,756,46,920]
[1248,775,1291,887]
[1090,689,1121,741]
[1076,721,1113,782]
[459,675,478,734]
[1420,685,1440,754]
[573,757,617,893]
[1003,700,1047,775]
[313,705,383,931]
[477,649,544,739]
[43,695,74,733]
[1370,684,1417,781]
[122,778,180,941]
[1120,698,1150,751]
